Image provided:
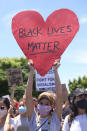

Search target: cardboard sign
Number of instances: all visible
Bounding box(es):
[7,68,23,86]
[35,68,55,92]
[12,9,79,76]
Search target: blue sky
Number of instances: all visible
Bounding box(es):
[0,0,87,89]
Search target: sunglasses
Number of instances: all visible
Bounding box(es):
[0,106,5,110]
[19,104,24,107]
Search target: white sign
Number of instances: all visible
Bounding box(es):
[2,95,10,100]
[35,68,56,92]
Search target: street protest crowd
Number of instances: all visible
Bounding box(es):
[0,59,87,131]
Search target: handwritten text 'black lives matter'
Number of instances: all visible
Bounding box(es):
[18,25,72,55]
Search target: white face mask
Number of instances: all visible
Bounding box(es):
[0,109,7,119]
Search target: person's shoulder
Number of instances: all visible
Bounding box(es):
[66,114,73,124]
[29,111,36,123]
[62,115,70,131]
[63,114,70,126]
[0,126,4,131]
[75,114,87,120]
[14,115,20,121]
[51,111,60,122]
[65,114,70,121]
[52,110,57,117]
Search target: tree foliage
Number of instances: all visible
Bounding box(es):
[0,57,39,100]
[68,76,87,93]
[0,57,87,100]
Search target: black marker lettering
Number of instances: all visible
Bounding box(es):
[19,28,24,38]
[54,41,60,50]
[47,42,53,52]
[53,27,60,33]
[60,26,65,33]
[27,40,60,55]
[19,27,42,38]
[67,25,72,32]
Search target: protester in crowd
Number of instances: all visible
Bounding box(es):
[10,84,27,117]
[26,59,62,131]
[62,88,87,131]
[0,97,14,131]
[4,97,29,131]
[10,84,19,116]
[60,94,72,131]
[62,95,71,120]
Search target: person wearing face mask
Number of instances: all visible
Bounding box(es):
[0,97,14,131]
[26,59,62,131]
[62,88,87,131]
[5,98,29,131]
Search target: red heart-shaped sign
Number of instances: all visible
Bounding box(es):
[12,9,79,76]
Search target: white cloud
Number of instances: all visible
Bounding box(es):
[80,16,87,24]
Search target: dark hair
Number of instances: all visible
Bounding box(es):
[68,93,74,105]
[68,89,87,127]
[3,98,10,109]
[68,95,78,127]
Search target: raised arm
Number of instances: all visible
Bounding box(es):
[26,60,35,120]
[53,59,62,119]
[4,106,14,131]
[10,84,17,107]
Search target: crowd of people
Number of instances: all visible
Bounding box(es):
[0,59,87,131]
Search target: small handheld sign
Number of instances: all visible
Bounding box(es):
[12,9,79,76]
[6,68,23,86]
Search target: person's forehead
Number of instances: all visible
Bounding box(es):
[19,101,24,104]
[0,101,5,106]
[40,98,50,103]
[0,101,3,104]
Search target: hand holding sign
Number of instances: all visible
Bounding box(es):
[12,84,17,91]
[12,8,79,76]
[28,59,35,72]
[53,58,61,71]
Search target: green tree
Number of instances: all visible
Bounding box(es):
[68,75,87,93]
[0,57,38,100]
